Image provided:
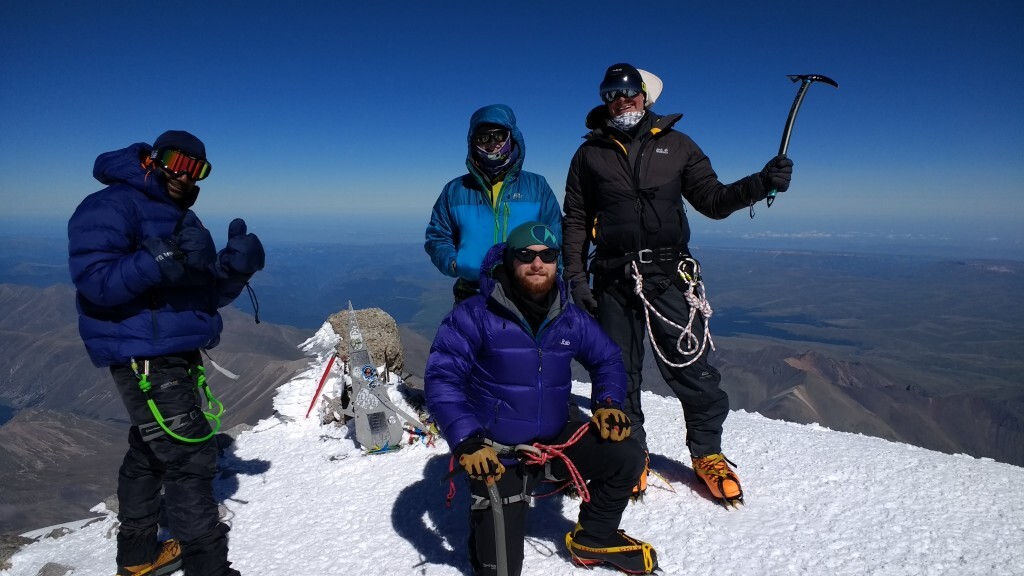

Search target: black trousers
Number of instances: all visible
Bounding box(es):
[467,421,645,576]
[110,352,237,576]
[595,265,729,457]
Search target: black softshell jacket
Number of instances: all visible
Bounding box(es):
[562,108,770,286]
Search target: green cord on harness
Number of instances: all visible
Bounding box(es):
[136,361,225,443]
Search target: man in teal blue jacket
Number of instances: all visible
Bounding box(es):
[425,104,562,303]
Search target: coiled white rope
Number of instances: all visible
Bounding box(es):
[630,257,715,368]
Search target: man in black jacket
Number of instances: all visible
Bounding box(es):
[562,63,793,507]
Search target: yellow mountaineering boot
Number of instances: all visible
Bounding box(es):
[565,523,658,574]
[692,453,744,508]
[114,539,182,576]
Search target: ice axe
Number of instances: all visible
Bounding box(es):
[486,476,509,576]
[766,73,839,208]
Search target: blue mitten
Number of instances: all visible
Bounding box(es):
[142,237,185,282]
[218,218,265,276]
[174,225,216,270]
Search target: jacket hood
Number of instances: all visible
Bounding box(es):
[478,243,506,297]
[93,143,151,188]
[92,142,198,208]
[466,104,526,183]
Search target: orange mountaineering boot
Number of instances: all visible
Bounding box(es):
[631,451,649,500]
[692,453,744,508]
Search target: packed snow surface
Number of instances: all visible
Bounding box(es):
[6,323,1023,575]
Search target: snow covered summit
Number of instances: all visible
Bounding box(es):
[5,323,1023,576]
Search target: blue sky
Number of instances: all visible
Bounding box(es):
[1,1,1022,252]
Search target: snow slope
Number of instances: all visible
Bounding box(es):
[5,323,1023,576]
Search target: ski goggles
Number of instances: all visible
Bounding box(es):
[600,88,642,103]
[512,248,560,264]
[473,128,510,148]
[151,148,212,181]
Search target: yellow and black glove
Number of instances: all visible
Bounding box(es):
[591,406,631,441]
[458,444,505,481]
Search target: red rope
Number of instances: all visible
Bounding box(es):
[443,422,593,507]
[445,455,457,508]
[520,422,592,502]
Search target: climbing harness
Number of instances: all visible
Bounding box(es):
[510,423,592,502]
[132,357,224,443]
[445,422,593,509]
[629,254,715,369]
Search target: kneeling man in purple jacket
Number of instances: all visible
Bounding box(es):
[425,221,658,576]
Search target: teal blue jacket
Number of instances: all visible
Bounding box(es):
[425,104,562,282]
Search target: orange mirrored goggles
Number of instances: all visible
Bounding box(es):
[151,148,212,181]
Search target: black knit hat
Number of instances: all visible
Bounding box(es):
[153,130,207,159]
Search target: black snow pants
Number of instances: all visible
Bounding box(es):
[467,421,646,576]
[594,262,729,457]
[110,351,238,576]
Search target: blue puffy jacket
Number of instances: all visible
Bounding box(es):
[67,143,250,367]
[425,243,627,449]
[425,104,562,282]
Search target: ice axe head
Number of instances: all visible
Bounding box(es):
[760,73,839,213]
[779,73,839,158]
[788,74,839,89]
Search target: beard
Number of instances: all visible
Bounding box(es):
[160,169,199,206]
[516,268,556,298]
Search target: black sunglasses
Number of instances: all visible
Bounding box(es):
[600,89,642,103]
[513,248,560,264]
[473,128,510,147]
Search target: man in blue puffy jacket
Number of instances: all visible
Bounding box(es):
[426,222,657,575]
[425,104,562,303]
[68,130,263,576]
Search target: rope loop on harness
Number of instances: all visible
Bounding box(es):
[444,422,595,509]
[517,422,592,502]
[630,256,715,369]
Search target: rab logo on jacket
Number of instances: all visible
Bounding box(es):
[655,148,670,154]
[560,339,571,346]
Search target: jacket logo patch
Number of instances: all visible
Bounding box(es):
[560,339,571,346]
[509,192,523,200]
[655,148,669,154]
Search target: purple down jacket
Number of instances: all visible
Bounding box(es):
[425,243,627,449]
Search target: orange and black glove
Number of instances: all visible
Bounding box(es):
[456,439,505,481]
[591,406,631,441]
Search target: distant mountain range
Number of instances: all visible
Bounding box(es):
[2,238,1022,535]
[0,284,309,534]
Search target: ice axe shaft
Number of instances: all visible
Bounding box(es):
[768,74,838,207]
[486,476,509,576]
